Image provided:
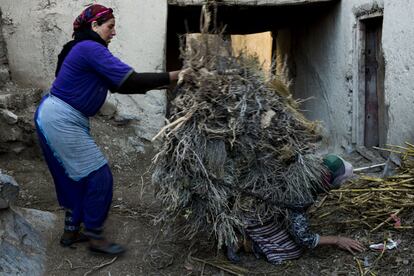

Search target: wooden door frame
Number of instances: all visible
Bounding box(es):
[352,11,385,147]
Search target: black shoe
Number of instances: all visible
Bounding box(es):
[60,232,89,247]
[89,243,126,256]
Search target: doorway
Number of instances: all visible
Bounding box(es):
[361,16,385,147]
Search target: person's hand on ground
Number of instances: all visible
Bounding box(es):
[335,236,365,254]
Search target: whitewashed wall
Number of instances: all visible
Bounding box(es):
[1,0,414,148]
[382,0,414,145]
[292,0,410,151]
[294,0,414,150]
[0,0,168,142]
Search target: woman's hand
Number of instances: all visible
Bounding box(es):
[168,68,193,85]
[169,70,180,82]
[319,235,365,255]
[177,68,194,85]
[335,236,365,254]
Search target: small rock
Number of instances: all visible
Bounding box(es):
[114,113,140,126]
[0,94,13,108]
[98,100,117,118]
[0,173,19,209]
[11,145,26,154]
[0,108,18,124]
[0,66,10,87]
[403,259,409,265]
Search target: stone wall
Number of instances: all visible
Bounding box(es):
[0,86,42,154]
[0,9,40,154]
[0,10,10,87]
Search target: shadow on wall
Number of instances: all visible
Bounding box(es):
[290,2,345,151]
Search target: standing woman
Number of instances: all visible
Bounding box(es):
[34,4,180,255]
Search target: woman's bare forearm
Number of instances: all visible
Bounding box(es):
[318,235,365,254]
[318,235,339,246]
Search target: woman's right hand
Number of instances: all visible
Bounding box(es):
[177,68,194,85]
[335,236,365,254]
[169,70,180,82]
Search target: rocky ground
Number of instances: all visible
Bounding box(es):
[1,85,414,275]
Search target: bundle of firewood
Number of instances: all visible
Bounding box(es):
[151,5,325,248]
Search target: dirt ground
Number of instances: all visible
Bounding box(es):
[1,111,414,276]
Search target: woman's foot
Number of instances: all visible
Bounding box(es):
[60,231,89,247]
[88,239,126,256]
[225,244,241,263]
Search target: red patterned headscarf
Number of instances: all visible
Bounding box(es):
[73,4,114,32]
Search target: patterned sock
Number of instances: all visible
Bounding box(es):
[64,209,80,233]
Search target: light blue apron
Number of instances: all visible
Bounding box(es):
[35,94,107,181]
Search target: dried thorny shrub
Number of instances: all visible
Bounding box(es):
[151,33,326,248]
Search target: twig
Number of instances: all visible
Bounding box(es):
[65,258,73,270]
[191,256,249,275]
[373,147,403,154]
[315,195,327,208]
[354,257,364,276]
[370,208,404,232]
[83,257,118,276]
[65,258,86,270]
[152,112,193,142]
[201,263,206,276]
[353,163,386,172]
[333,188,412,193]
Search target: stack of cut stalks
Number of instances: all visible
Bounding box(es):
[312,143,414,232]
[151,6,327,248]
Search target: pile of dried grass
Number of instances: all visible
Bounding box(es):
[151,9,326,248]
[311,143,414,232]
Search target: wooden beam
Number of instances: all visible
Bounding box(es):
[168,0,338,6]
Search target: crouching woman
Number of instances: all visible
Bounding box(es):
[229,155,365,264]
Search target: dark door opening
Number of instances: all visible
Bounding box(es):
[165,3,338,117]
[166,3,337,72]
[363,17,385,147]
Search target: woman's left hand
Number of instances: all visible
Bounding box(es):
[319,235,365,255]
[335,236,365,254]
